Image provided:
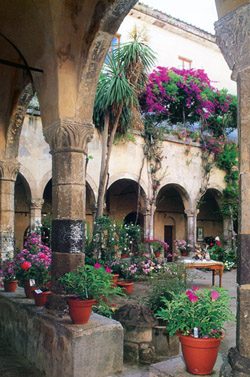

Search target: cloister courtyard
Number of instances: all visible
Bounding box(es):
[0,1,250,377]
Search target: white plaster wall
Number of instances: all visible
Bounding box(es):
[18,118,226,208]
[18,116,51,198]
[118,8,236,95]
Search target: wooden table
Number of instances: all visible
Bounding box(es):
[183,259,224,287]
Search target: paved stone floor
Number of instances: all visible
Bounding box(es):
[0,268,237,377]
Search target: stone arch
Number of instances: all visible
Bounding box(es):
[86,173,98,203]
[154,183,191,249]
[156,182,191,211]
[6,82,35,159]
[14,172,32,251]
[107,172,147,198]
[106,177,147,225]
[17,166,33,202]
[40,170,52,199]
[197,187,224,241]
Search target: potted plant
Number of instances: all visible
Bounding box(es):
[0,258,18,292]
[107,259,122,287]
[145,238,168,258]
[174,239,193,257]
[118,261,137,295]
[13,233,51,298]
[156,286,235,375]
[58,263,123,324]
[32,265,51,306]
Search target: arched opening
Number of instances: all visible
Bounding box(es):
[106,178,146,228]
[14,173,31,251]
[197,188,223,243]
[155,184,188,254]
[85,181,96,237]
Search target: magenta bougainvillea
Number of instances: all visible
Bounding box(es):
[141,67,236,132]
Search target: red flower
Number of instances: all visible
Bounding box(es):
[94,263,101,269]
[105,267,111,273]
[21,261,31,270]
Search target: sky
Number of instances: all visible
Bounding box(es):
[139,0,218,34]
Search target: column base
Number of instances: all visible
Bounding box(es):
[227,347,250,376]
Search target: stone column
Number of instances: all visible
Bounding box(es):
[0,159,19,260]
[185,208,199,246]
[223,216,231,239]
[44,119,93,296]
[215,4,250,376]
[29,198,44,231]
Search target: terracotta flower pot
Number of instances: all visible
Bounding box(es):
[23,280,39,299]
[155,251,161,258]
[177,332,222,375]
[111,274,119,287]
[117,281,134,295]
[67,297,95,324]
[121,253,128,259]
[33,290,51,306]
[4,280,18,292]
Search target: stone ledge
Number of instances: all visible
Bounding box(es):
[0,288,123,377]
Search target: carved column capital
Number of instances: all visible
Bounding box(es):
[0,159,20,181]
[28,198,44,209]
[215,3,250,80]
[43,118,94,155]
[185,208,199,217]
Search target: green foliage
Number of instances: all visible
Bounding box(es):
[89,217,118,260]
[215,142,238,222]
[143,262,187,314]
[94,27,156,136]
[58,264,123,301]
[209,242,237,271]
[117,222,142,255]
[157,287,235,338]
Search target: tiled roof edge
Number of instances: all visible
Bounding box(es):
[135,2,216,42]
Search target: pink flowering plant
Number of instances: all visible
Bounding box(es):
[174,239,193,255]
[156,286,235,339]
[13,233,51,288]
[0,258,16,282]
[119,261,138,281]
[58,264,123,301]
[145,238,169,254]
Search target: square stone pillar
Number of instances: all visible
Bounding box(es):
[215,3,250,375]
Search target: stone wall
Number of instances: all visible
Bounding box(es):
[0,289,123,377]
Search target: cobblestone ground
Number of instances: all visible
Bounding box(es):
[0,268,237,377]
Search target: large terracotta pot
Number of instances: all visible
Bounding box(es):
[4,280,18,292]
[67,298,95,324]
[117,281,134,295]
[23,280,38,299]
[177,332,221,375]
[155,251,161,258]
[33,290,51,306]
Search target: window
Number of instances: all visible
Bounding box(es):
[178,56,192,69]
